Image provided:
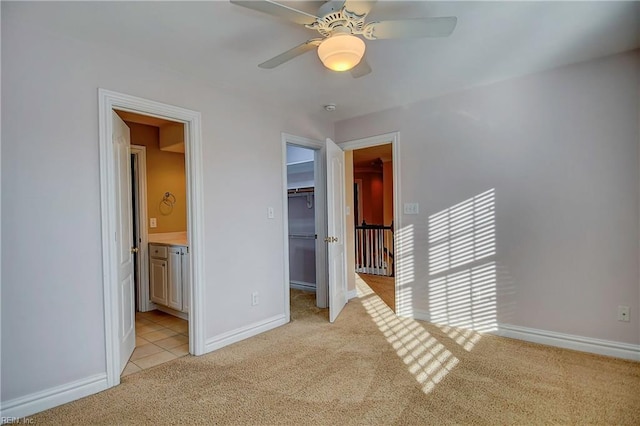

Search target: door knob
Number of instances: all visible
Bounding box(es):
[131,247,139,253]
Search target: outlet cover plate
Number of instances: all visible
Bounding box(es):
[618,305,630,322]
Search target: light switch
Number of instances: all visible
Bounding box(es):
[404,203,419,215]
[267,207,275,219]
[150,218,157,228]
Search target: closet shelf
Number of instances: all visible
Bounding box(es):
[289,234,316,240]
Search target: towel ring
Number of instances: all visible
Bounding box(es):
[160,192,176,215]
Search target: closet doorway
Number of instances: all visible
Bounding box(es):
[286,144,327,309]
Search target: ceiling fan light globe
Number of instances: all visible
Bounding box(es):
[317,34,365,72]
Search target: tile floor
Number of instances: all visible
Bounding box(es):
[121,310,189,377]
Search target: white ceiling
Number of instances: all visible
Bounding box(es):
[11,1,640,122]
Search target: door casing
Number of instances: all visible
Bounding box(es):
[130,145,154,313]
[98,89,206,388]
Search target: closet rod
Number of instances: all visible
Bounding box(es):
[287,187,314,194]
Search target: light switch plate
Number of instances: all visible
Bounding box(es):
[150,218,157,228]
[404,203,419,215]
[267,207,275,219]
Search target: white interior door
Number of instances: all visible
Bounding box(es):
[326,138,348,322]
[113,111,136,373]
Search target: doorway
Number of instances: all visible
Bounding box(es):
[98,89,206,388]
[286,146,318,292]
[340,132,400,314]
[115,110,191,376]
[282,134,329,321]
[284,140,327,312]
[351,143,395,310]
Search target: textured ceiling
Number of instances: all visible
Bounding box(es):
[8,1,640,122]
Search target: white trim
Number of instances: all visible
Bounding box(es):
[314,146,328,308]
[407,309,430,322]
[338,132,399,151]
[130,145,151,312]
[0,374,108,419]
[410,307,639,360]
[205,315,287,353]
[282,133,327,317]
[494,323,640,361]
[290,280,316,292]
[338,132,401,313]
[98,89,206,392]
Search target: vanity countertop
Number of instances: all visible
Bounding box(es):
[148,232,188,247]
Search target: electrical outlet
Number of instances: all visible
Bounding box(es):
[618,305,630,322]
[150,218,157,228]
[252,291,259,306]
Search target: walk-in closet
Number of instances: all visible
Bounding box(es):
[286,145,317,292]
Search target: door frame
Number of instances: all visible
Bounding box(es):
[130,145,154,312]
[353,178,363,226]
[338,132,402,310]
[98,89,206,388]
[282,133,328,318]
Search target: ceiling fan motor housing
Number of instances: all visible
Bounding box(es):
[306,6,367,38]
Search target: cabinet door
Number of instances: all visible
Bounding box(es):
[168,248,183,311]
[149,258,168,306]
[182,249,190,314]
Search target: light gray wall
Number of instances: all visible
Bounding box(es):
[1,6,332,402]
[336,50,640,345]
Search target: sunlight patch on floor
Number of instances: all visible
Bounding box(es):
[357,276,459,394]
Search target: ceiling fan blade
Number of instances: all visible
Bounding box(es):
[365,17,457,40]
[258,39,322,69]
[230,0,319,25]
[350,57,371,78]
[343,0,377,17]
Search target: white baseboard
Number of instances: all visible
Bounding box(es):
[407,310,639,361]
[347,289,358,300]
[408,309,430,322]
[495,323,640,361]
[290,281,316,292]
[204,314,288,353]
[1,373,108,419]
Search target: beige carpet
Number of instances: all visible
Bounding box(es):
[32,283,640,425]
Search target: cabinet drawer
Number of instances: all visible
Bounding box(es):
[149,244,168,259]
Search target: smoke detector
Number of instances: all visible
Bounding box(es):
[324,103,337,112]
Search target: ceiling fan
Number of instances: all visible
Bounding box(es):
[230,0,457,78]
